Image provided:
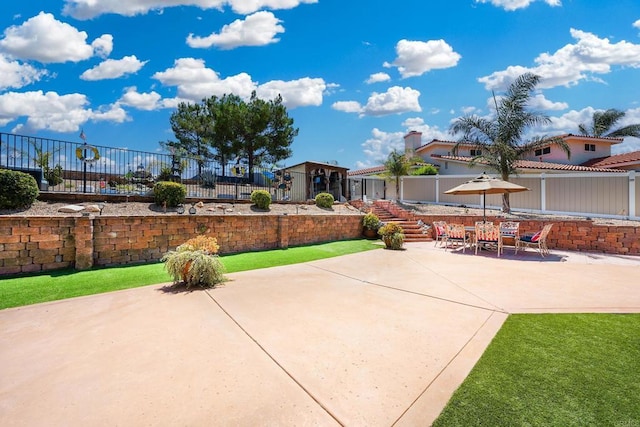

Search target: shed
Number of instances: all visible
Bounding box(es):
[283,161,350,202]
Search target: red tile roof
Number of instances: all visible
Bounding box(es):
[348,165,387,176]
[559,133,624,143]
[431,154,624,172]
[580,150,640,168]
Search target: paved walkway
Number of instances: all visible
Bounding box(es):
[1,243,639,426]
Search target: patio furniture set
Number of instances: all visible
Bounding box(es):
[433,221,554,257]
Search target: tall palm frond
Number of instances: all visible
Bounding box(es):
[449,72,569,213]
[579,109,640,138]
[382,150,423,198]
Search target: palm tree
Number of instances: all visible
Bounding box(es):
[449,72,570,213]
[578,108,640,138]
[382,149,423,200]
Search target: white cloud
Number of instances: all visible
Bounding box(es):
[480,28,640,90]
[153,57,326,108]
[364,86,421,117]
[0,90,128,132]
[634,19,640,30]
[528,94,568,111]
[383,39,461,78]
[91,34,114,58]
[366,72,391,84]
[332,101,362,114]
[187,11,284,49]
[118,87,162,110]
[400,117,448,141]
[461,106,480,114]
[332,86,421,117]
[256,77,326,108]
[80,56,147,81]
[91,103,128,123]
[63,0,318,19]
[0,54,47,90]
[358,128,406,167]
[475,0,560,11]
[0,12,112,63]
[228,0,318,15]
[153,57,257,101]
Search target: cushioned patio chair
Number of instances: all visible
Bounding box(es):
[515,223,554,257]
[445,223,469,252]
[474,221,500,255]
[498,221,520,256]
[433,221,449,247]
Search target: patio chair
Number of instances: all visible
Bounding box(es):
[474,221,500,256]
[445,223,469,252]
[433,221,449,247]
[515,223,554,257]
[498,221,520,256]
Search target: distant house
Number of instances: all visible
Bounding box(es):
[349,131,640,177]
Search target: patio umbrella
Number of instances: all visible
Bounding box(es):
[444,173,529,221]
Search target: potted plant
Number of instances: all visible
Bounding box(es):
[378,222,405,250]
[362,211,381,239]
[161,235,225,288]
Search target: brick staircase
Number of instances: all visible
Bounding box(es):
[365,200,433,243]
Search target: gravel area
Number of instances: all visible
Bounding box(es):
[1,199,638,226]
[0,200,362,217]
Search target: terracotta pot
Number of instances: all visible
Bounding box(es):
[363,228,378,239]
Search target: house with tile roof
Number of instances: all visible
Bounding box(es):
[409,131,639,175]
[348,131,640,176]
[347,131,639,219]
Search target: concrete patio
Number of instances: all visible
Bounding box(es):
[1,243,639,426]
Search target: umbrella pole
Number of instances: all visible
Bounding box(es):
[483,192,486,222]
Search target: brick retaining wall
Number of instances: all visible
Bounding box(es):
[352,200,640,256]
[0,214,363,276]
[2,209,639,276]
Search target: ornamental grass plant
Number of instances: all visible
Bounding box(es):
[161,235,225,288]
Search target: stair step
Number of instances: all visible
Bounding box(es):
[367,202,433,242]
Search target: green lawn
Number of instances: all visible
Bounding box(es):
[0,239,380,310]
[433,313,640,426]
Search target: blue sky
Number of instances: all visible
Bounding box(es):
[1,0,640,170]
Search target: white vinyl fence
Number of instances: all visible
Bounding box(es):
[394,172,638,221]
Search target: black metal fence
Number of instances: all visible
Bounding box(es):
[0,132,307,202]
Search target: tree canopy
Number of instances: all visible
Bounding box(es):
[164,91,298,179]
[449,72,570,213]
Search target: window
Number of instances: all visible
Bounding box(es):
[584,144,595,152]
[534,146,551,156]
[470,149,482,156]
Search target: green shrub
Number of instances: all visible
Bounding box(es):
[251,190,272,209]
[410,164,439,176]
[156,167,174,182]
[0,169,39,209]
[44,164,64,186]
[153,181,187,207]
[315,192,334,208]
[362,211,381,231]
[378,222,405,250]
